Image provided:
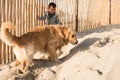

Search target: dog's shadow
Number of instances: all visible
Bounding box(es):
[61,37,100,62]
[15,38,101,79]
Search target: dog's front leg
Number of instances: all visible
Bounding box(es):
[47,45,58,61]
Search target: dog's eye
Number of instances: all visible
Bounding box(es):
[72,35,75,38]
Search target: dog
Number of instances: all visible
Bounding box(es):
[0,22,78,73]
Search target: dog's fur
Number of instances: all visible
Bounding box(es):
[0,22,78,72]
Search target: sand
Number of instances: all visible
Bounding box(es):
[0,24,120,80]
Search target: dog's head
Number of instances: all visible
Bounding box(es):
[63,27,78,45]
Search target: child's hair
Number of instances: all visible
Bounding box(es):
[48,2,56,8]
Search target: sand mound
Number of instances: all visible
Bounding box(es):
[1,24,120,80]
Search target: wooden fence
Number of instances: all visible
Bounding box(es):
[0,0,120,64]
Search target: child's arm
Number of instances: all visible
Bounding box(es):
[56,16,62,25]
[37,14,47,20]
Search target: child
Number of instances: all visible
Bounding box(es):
[37,2,62,25]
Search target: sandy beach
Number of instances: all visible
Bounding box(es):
[0,24,120,80]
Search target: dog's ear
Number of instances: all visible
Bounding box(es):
[63,27,70,39]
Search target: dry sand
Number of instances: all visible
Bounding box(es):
[1,24,120,80]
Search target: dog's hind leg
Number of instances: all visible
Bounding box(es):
[15,59,20,66]
[18,59,27,73]
[22,59,31,72]
[23,60,27,71]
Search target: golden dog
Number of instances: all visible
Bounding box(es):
[0,22,78,73]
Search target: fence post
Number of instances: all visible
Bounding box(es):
[109,0,111,24]
[0,41,1,64]
[74,0,78,32]
[0,0,1,64]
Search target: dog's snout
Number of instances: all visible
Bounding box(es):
[72,39,78,45]
[75,40,78,44]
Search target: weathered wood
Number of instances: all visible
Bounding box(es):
[74,0,78,32]
[78,0,110,31]
[111,0,120,24]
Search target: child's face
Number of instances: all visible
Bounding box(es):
[48,6,56,14]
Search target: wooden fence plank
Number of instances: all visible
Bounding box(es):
[0,0,1,62]
[111,0,120,24]
[78,0,110,32]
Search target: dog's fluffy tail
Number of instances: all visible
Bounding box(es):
[0,22,18,46]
